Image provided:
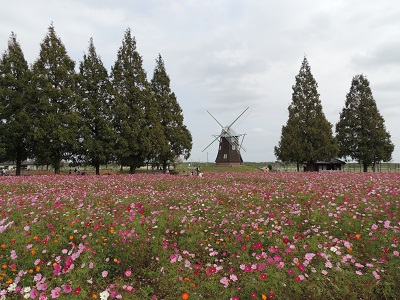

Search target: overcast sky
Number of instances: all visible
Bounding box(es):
[1,0,400,163]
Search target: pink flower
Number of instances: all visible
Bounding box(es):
[384,220,390,229]
[51,287,61,298]
[230,274,238,282]
[372,271,381,280]
[30,289,38,299]
[62,284,71,293]
[125,269,132,277]
[10,250,18,260]
[393,251,399,256]
[102,270,108,278]
[220,276,229,288]
[39,293,47,300]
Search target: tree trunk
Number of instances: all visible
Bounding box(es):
[129,166,136,174]
[95,163,100,175]
[16,158,22,176]
[162,161,168,174]
[363,164,368,172]
[54,160,61,175]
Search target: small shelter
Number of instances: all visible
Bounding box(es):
[304,158,346,172]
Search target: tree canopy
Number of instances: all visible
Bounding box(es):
[0,32,33,175]
[275,56,338,170]
[150,54,192,173]
[335,74,394,172]
[77,38,115,175]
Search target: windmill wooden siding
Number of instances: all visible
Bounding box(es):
[215,136,243,166]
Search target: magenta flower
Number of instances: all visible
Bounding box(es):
[125,269,132,277]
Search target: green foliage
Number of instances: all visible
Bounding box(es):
[150,54,192,172]
[335,74,394,172]
[30,24,79,174]
[77,38,115,175]
[110,28,156,173]
[0,32,33,175]
[275,56,338,168]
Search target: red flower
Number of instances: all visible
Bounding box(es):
[73,287,81,295]
[259,273,267,280]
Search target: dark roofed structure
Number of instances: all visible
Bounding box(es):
[304,158,346,172]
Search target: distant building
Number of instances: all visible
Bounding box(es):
[304,158,346,172]
[0,160,37,171]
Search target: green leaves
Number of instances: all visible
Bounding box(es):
[0,32,33,175]
[336,75,394,171]
[1,26,193,174]
[275,56,338,168]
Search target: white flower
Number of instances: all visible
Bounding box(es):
[7,283,17,292]
[330,246,337,253]
[23,287,31,293]
[100,290,110,300]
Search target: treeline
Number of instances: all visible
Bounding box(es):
[275,57,394,172]
[0,25,192,175]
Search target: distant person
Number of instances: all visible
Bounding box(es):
[196,166,201,176]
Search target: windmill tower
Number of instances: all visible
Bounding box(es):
[203,107,248,166]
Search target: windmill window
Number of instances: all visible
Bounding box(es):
[223,154,227,159]
[232,145,236,150]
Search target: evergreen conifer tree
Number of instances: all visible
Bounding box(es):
[150,54,192,173]
[31,24,79,174]
[275,56,338,170]
[110,28,157,173]
[336,74,394,172]
[77,38,115,175]
[0,32,33,175]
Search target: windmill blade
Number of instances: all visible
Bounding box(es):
[227,107,249,129]
[202,134,221,152]
[239,134,247,152]
[206,110,224,128]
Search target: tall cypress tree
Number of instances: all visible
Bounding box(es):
[77,38,115,175]
[150,54,192,173]
[31,24,79,174]
[336,74,394,172]
[110,28,155,174]
[0,32,33,175]
[275,56,338,170]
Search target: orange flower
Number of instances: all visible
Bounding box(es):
[355,234,361,239]
[31,249,37,255]
[35,266,41,272]
[348,247,353,252]
[92,294,98,299]
[0,244,6,249]
[69,235,74,240]
[182,293,189,300]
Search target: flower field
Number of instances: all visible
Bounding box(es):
[0,172,399,300]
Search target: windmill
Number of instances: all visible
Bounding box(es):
[203,107,249,166]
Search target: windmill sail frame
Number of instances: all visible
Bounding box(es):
[203,108,249,166]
